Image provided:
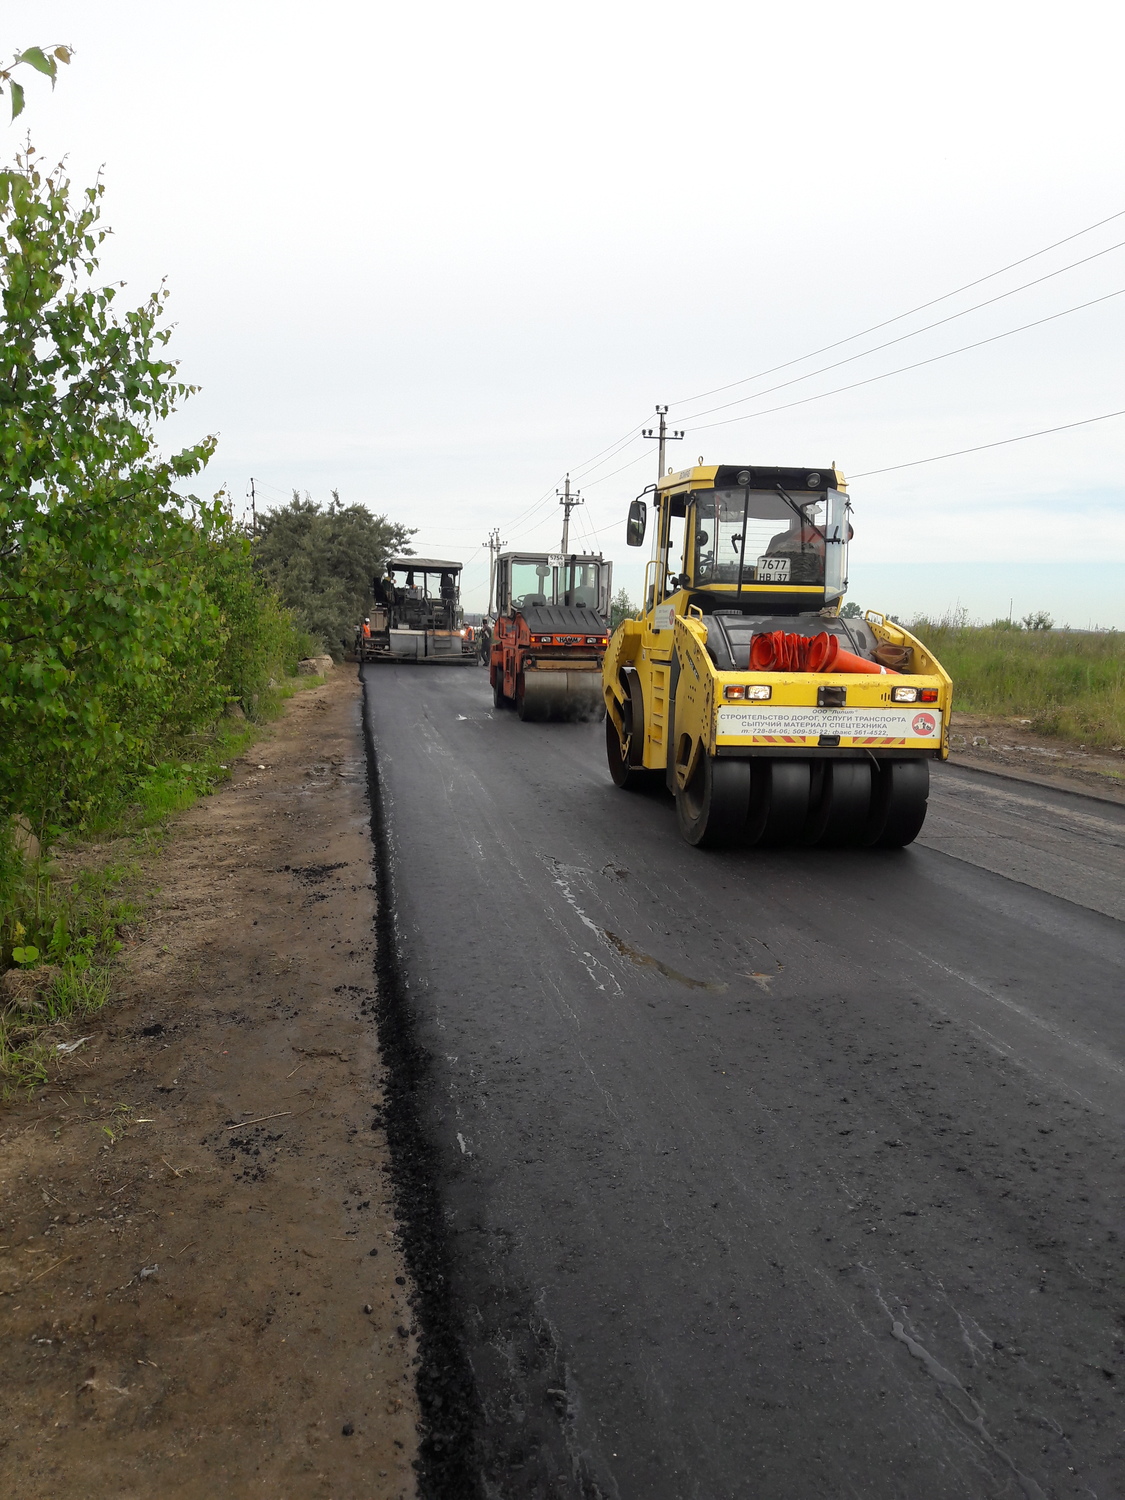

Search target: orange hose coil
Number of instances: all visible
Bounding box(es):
[748,631,899,675]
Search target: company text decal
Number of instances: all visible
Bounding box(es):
[716,706,943,740]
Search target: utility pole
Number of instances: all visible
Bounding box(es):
[481,526,506,615]
[248,477,257,535]
[557,475,584,552]
[642,405,684,483]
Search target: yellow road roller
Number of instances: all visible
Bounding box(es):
[602,464,952,848]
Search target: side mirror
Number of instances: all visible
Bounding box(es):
[626,498,647,547]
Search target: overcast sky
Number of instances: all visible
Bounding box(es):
[10,0,1125,624]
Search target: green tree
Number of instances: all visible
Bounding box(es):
[609,586,638,629]
[839,601,862,618]
[0,147,220,837]
[255,491,414,655]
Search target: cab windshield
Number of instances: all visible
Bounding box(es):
[510,561,553,609]
[389,569,460,599]
[509,558,607,610]
[694,489,829,587]
[562,559,602,608]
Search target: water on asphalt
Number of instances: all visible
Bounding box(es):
[362,662,1125,1500]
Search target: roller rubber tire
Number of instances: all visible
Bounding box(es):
[866,759,930,847]
[676,754,752,848]
[624,671,646,765]
[492,669,512,709]
[803,761,873,846]
[746,760,811,846]
[606,706,661,791]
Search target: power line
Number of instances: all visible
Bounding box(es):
[668,206,1125,409]
[684,286,1125,434]
[567,414,653,477]
[575,405,1125,532]
[495,409,658,531]
[536,217,1125,524]
[574,496,600,548]
[493,411,654,539]
[581,447,654,491]
[496,477,572,536]
[552,210,1125,496]
[576,406,1125,543]
[673,236,1125,427]
[849,407,1125,477]
[569,433,647,485]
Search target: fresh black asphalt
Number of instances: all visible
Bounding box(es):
[361,662,1125,1500]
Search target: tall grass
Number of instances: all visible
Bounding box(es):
[0,845,137,1096]
[908,618,1125,746]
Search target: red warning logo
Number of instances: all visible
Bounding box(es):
[911,712,937,736]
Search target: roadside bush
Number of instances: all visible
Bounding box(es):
[1,147,208,835]
[0,149,311,846]
[0,147,325,1055]
[0,84,341,1087]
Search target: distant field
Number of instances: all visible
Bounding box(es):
[907,622,1125,748]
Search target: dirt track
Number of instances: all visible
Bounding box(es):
[0,669,418,1498]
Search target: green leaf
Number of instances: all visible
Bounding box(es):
[12,945,41,965]
[9,79,24,120]
[17,47,55,79]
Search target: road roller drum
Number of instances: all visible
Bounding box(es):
[517,668,605,722]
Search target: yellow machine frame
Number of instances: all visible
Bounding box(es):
[602,464,953,848]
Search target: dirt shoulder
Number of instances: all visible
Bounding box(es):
[948,711,1125,803]
[0,668,418,1498]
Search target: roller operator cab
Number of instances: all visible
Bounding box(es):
[490,551,613,721]
[602,464,953,848]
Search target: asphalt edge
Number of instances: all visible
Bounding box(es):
[941,754,1125,809]
[358,665,486,1498]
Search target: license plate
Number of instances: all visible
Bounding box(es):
[756,556,791,581]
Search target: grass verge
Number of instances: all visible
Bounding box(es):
[0,674,326,1097]
[909,621,1125,748]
